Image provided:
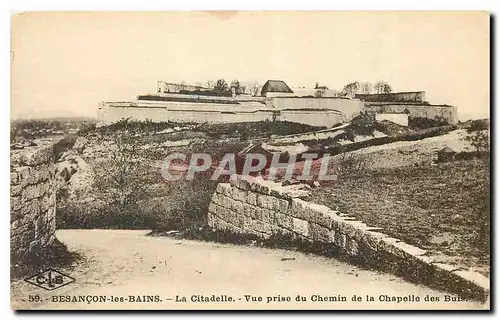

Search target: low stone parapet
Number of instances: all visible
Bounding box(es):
[207,176,489,301]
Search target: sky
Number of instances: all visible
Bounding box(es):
[11,11,490,120]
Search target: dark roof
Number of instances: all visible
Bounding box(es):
[261,80,294,96]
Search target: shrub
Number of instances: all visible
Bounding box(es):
[463,120,489,154]
[408,116,449,130]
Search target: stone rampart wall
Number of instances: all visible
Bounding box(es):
[207,177,488,301]
[11,143,57,262]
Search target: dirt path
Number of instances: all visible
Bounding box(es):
[11,230,487,310]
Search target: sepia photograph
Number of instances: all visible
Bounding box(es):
[9,11,490,310]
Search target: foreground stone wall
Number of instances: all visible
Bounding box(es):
[208,177,489,301]
[11,143,57,262]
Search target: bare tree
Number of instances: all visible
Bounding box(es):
[360,82,372,94]
[230,79,244,95]
[251,81,261,96]
[374,81,392,94]
[341,81,361,97]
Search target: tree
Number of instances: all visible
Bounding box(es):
[360,82,372,94]
[206,80,215,89]
[341,81,360,97]
[464,120,489,153]
[314,82,320,89]
[230,79,244,95]
[251,81,261,96]
[374,81,392,94]
[213,79,229,94]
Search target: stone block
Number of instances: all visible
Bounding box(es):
[210,192,220,205]
[271,225,292,237]
[231,187,248,202]
[24,146,54,166]
[290,199,333,228]
[217,205,232,222]
[334,233,347,250]
[251,219,272,235]
[275,212,294,230]
[346,237,360,256]
[256,194,274,210]
[240,215,253,230]
[216,183,232,196]
[269,184,311,200]
[433,263,459,272]
[249,180,273,195]
[208,201,218,215]
[342,220,370,239]
[39,195,52,213]
[392,241,427,257]
[10,196,22,212]
[10,172,20,185]
[364,231,387,252]
[260,208,274,224]
[246,192,258,206]
[292,218,309,237]
[22,183,47,202]
[10,185,23,197]
[231,200,244,215]
[13,166,30,183]
[272,198,290,213]
[11,220,30,234]
[25,164,51,185]
[215,194,230,208]
[242,202,258,219]
[378,237,401,254]
[308,222,333,243]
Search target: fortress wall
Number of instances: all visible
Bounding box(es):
[99,106,274,124]
[11,143,57,263]
[98,99,457,128]
[99,101,346,127]
[270,97,364,120]
[363,104,458,124]
[279,110,343,127]
[356,92,426,103]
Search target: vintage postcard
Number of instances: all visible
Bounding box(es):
[10,11,490,310]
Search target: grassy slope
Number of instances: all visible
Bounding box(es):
[311,159,490,274]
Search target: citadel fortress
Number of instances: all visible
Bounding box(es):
[98,80,457,127]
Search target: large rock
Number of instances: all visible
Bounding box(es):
[73,137,88,154]
[56,154,94,204]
